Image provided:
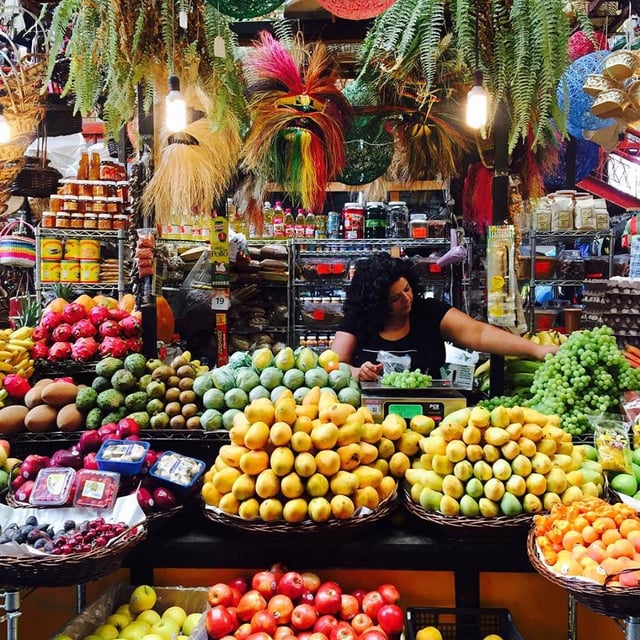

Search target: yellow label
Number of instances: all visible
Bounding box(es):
[490,275,505,291]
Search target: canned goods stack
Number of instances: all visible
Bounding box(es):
[39,237,101,284]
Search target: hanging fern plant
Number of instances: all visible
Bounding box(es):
[44,0,248,138]
[358,0,589,153]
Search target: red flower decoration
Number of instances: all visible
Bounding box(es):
[568,30,608,62]
[316,0,397,20]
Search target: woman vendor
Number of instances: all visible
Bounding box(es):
[332,252,558,382]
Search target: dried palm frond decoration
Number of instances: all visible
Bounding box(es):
[241,31,354,212]
[141,117,242,226]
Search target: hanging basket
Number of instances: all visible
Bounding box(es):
[12,157,61,198]
[316,0,397,20]
[206,0,284,19]
[0,219,36,268]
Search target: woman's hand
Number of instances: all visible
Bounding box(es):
[532,343,559,359]
[358,361,384,381]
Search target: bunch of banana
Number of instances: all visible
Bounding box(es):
[522,329,568,346]
[0,326,35,382]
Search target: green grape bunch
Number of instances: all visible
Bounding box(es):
[380,369,433,389]
[525,325,640,436]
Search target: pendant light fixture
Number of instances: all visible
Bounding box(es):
[466,7,488,129]
[165,75,187,133]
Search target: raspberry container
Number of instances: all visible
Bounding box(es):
[30,467,76,506]
[74,469,121,509]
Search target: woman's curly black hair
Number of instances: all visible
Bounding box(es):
[343,253,423,339]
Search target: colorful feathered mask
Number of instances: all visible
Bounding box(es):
[242,32,354,211]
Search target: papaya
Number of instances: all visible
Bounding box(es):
[156,295,175,343]
[118,293,136,313]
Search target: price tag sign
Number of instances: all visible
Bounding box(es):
[211,288,230,310]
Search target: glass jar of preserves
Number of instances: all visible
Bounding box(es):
[55,212,71,229]
[49,195,64,213]
[557,249,585,280]
[106,197,123,215]
[98,213,112,230]
[93,199,108,214]
[112,214,128,230]
[116,181,130,203]
[364,202,387,239]
[78,196,92,214]
[42,211,56,228]
[59,179,79,196]
[92,182,109,198]
[386,201,409,238]
[62,197,79,213]
[84,213,98,230]
[409,214,429,239]
[77,180,93,197]
[70,213,84,229]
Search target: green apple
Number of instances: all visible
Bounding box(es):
[51,635,73,640]
[136,610,161,626]
[182,612,202,636]
[116,605,134,622]
[150,618,180,640]
[93,623,119,640]
[129,585,157,615]
[119,621,151,640]
[139,635,165,640]
[107,613,130,631]
[162,605,187,628]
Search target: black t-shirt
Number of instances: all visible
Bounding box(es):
[338,297,452,375]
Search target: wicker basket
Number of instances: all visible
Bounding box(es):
[0,525,146,590]
[527,528,640,618]
[403,488,534,542]
[202,487,399,537]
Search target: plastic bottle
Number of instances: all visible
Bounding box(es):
[273,201,285,239]
[284,208,295,238]
[77,152,89,180]
[89,152,101,180]
[262,201,273,239]
[295,208,306,238]
[305,210,316,239]
[314,211,327,239]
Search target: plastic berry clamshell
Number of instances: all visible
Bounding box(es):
[150,451,206,490]
[96,439,150,474]
[30,467,77,506]
[74,469,121,510]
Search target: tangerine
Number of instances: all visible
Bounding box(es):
[601,528,622,547]
[620,519,640,538]
[562,530,583,551]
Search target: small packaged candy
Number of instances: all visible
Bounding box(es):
[592,417,632,474]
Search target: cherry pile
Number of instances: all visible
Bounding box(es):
[0,515,131,554]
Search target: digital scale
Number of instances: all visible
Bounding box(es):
[360,380,468,424]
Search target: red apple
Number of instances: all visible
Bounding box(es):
[252,570,277,599]
[230,586,243,606]
[302,572,321,593]
[339,595,359,621]
[376,585,400,605]
[208,583,236,607]
[291,604,318,630]
[351,589,366,607]
[330,621,356,640]
[309,633,329,640]
[82,452,99,470]
[361,591,385,622]
[267,594,294,625]
[235,623,253,640]
[314,615,339,637]
[314,583,342,616]
[152,486,178,510]
[13,479,34,503]
[351,613,373,635]
[229,576,249,595]
[376,605,404,636]
[274,626,294,640]
[237,590,267,622]
[277,571,305,599]
[77,430,103,455]
[359,628,388,640]
[269,562,287,582]
[246,634,273,640]
[136,486,155,512]
[206,605,236,639]
[250,609,277,636]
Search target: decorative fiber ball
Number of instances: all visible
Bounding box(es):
[207,0,284,19]
[316,0,397,20]
[543,137,600,192]
[568,30,608,62]
[557,51,615,137]
[338,116,393,185]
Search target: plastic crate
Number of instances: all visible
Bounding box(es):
[406,607,525,640]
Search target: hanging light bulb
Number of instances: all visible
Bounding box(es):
[0,105,11,144]
[466,70,488,129]
[165,75,187,133]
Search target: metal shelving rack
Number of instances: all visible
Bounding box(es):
[522,228,615,330]
[34,227,127,299]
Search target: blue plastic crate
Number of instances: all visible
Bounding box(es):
[406,607,525,640]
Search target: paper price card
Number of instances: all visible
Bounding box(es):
[211,288,230,310]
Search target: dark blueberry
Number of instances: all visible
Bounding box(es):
[63,520,76,531]
[25,516,38,526]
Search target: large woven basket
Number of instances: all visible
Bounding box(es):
[403,488,534,542]
[0,525,146,590]
[202,487,399,537]
[527,528,640,618]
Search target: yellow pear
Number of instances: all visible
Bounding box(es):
[229,421,250,446]
[274,397,297,425]
[362,422,384,444]
[311,422,339,450]
[381,413,407,440]
[219,444,249,468]
[308,496,332,522]
[269,421,293,447]
[377,437,396,459]
[359,441,379,464]
[270,447,295,476]
[389,451,410,477]
[336,421,365,446]
[337,443,362,470]
[259,498,283,521]
[306,472,330,497]
[330,494,355,519]
[239,450,270,475]
[302,386,321,406]
[290,431,313,452]
[255,468,281,499]
[238,498,260,520]
[294,452,317,477]
[244,397,275,426]
[280,472,305,499]
[330,470,359,495]
[244,421,271,450]
[283,498,308,522]
[397,430,422,456]
[352,465,383,488]
[231,474,256,501]
[330,402,357,426]
[354,486,380,510]
[295,404,318,420]
[212,467,242,494]
[315,450,341,476]
[356,405,374,423]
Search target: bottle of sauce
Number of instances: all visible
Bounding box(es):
[77,152,89,180]
[305,210,316,239]
[314,211,327,239]
[89,152,101,181]
[295,208,306,238]
[273,201,285,239]
[284,208,295,238]
[262,201,273,239]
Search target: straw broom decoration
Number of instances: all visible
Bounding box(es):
[241,31,353,212]
[142,116,242,225]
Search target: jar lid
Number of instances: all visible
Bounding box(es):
[85,213,98,219]
[78,195,93,201]
[56,211,71,217]
[388,201,407,206]
[62,195,78,201]
[107,196,124,202]
[366,202,385,207]
[410,213,427,220]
